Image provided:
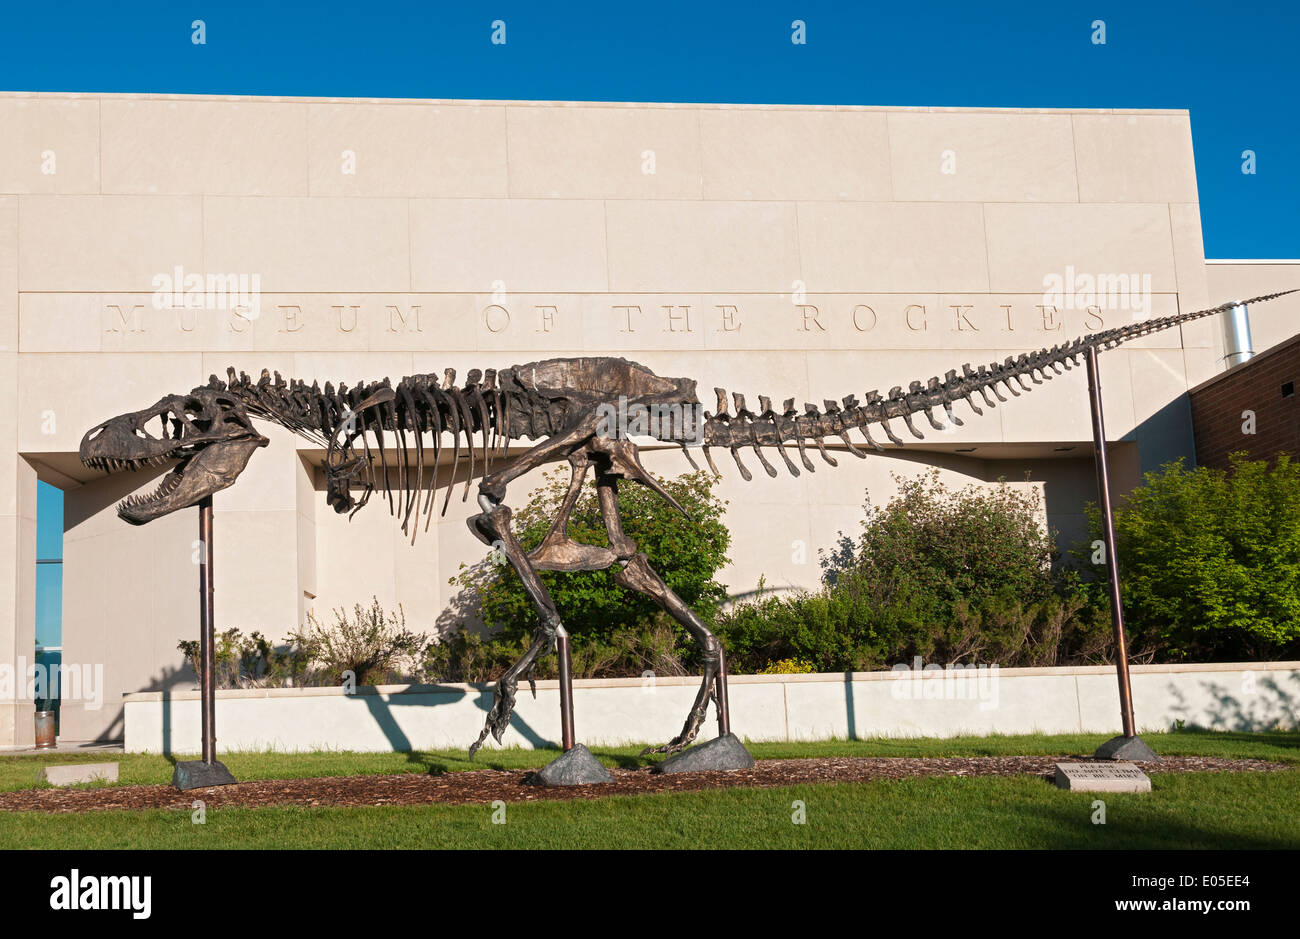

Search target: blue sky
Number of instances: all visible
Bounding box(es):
[0,0,1295,257]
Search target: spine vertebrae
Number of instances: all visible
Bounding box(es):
[699,290,1297,481]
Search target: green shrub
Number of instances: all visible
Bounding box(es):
[840,468,1057,610]
[758,656,817,675]
[450,469,730,644]
[1081,453,1300,661]
[181,600,425,689]
[289,599,426,686]
[178,628,312,689]
[716,471,1106,671]
[423,618,691,682]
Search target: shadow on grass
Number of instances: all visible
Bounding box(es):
[1168,727,1300,750]
[1019,789,1298,850]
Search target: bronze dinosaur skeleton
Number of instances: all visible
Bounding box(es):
[78,290,1295,757]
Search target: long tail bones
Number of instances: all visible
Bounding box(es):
[694,292,1297,479]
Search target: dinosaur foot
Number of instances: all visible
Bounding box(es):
[639,733,695,757]
[651,734,755,774]
[638,704,708,757]
[468,675,519,760]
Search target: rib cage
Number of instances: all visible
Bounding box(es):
[205,366,513,541]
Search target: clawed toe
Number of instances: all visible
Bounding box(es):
[468,677,519,759]
[640,735,692,757]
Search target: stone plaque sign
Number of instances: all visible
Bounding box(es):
[1054,762,1151,793]
[40,762,120,787]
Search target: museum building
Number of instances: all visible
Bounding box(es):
[0,93,1296,745]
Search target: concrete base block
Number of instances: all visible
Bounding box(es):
[40,762,119,786]
[652,733,756,774]
[527,744,614,787]
[1094,734,1159,762]
[172,760,238,791]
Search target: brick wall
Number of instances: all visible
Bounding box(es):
[1189,335,1300,469]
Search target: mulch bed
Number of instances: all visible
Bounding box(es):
[1,755,1287,814]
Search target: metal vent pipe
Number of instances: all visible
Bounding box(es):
[1222,302,1255,369]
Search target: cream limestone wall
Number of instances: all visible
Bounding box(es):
[0,93,1224,744]
[121,661,1300,754]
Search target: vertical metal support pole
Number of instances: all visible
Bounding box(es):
[1085,347,1137,739]
[715,648,731,736]
[556,625,575,751]
[198,496,216,765]
[172,496,235,789]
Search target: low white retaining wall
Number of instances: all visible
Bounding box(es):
[122,661,1300,754]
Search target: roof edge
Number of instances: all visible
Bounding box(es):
[0,90,1192,115]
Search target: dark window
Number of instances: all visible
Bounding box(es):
[1284,382,1295,398]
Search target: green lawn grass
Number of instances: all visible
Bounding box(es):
[2,728,1296,793]
[2,770,1296,849]
[3,729,1294,850]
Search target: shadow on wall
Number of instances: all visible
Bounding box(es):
[1126,389,1196,476]
[88,662,193,746]
[1164,672,1300,733]
[62,461,172,530]
[434,559,490,639]
[143,680,551,757]
[349,684,552,753]
[60,468,200,744]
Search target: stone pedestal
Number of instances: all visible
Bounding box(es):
[1094,734,1159,761]
[527,744,613,787]
[172,760,237,791]
[652,733,755,774]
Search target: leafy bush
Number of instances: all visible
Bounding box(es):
[423,619,691,682]
[1080,453,1300,661]
[832,468,1058,610]
[758,656,817,675]
[289,599,426,686]
[178,628,311,689]
[451,469,730,644]
[716,471,1107,671]
[183,599,426,689]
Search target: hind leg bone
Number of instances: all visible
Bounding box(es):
[595,471,724,755]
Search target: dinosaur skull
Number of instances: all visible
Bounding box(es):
[79,389,268,524]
